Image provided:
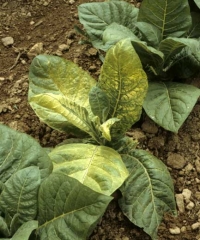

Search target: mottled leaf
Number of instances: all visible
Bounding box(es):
[49,143,128,196]
[119,149,176,239]
[100,118,120,141]
[89,86,110,122]
[28,55,96,133]
[98,39,148,138]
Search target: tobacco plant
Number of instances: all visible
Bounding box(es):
[78,0,200,132]
[0,39,176,240]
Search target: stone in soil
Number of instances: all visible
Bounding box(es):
[1,36,14,46]
[167,153,186,169]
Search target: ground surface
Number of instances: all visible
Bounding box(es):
[0,0,200,239]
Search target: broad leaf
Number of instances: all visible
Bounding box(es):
[188,12,200,38]
[119,149,176,239]
[49,143,128,196]
[37,173,112,240]
[138,0,192,39]
[98,39,148,138]
[12,220,38,240]
[30,93,102,144]
[135,22,161,48]
[78,1,138,50]
[89,86,110,122]
[159,38,187,71]
[102,23,140,51]
[0,167,41,224]
[143,82,200,132]
[29,55,96,133]
[131,40,164,75]
[0,124,52,183]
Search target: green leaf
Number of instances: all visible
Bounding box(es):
[188,12,200,38]
[193,0,200,8]
[102,23,140,51]
[135,22,162,48]
[100,118,120,141]
[119,149,176,240]
[28,55,96,133]
[49,143,128,196]
[159,38,187,71]
[138,0,192,39]
[12,220,38,240]
[131,40,164,75]
[37,173,112,240]
[0,124,52,184]
[143,82,200,132]
[89,86,110,122]
[98,39,148,138]
[165,37,200,78]
[0,216,10,237]
[0,167,41,224]
[78,1,138,50]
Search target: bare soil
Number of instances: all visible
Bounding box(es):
[0,1,200,239]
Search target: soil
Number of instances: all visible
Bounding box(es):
[0,0,200,240]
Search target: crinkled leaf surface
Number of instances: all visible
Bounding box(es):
[98,39,148,138]
[12,220,38,240]
[49,143,128,196]
[188,12,200,38]
[143,82,200,132]
[138,0,191,39]
[0,124,52,183]
[30,93,102,143]
[135,22,161,48]
[28,55,96,133]
[0,166,40,224]
[159,38,187,71]
[78,1,138,50]
[37,173,112,240]
[102,23,140,51]
[89,86,110,123]
[119,149,176,240]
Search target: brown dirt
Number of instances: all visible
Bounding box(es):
[0,0,200,240]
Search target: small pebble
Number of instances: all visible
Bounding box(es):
[186,201,195,210]
[195,159,200,173]
[167,153,186,169]
[181,226,187,232]
[27,42,43,59]
[175,194,185,213]
[58,44,69,52]
[169,227,181,235]
[195,192,200,200]
[1,36,14,46]
[182,189,192,202]
[191,222,200,230]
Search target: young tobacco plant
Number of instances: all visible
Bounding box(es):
[26,39,176,240]
[78,0,200,132]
